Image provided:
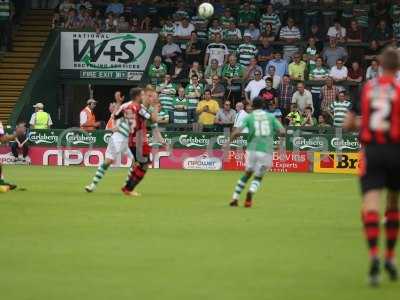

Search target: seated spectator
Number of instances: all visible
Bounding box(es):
[170,57,188,83]
[347,61,363,83]
[266,101,283,123]
[196,90,220,125]
[373,19,393,46]
[59,0,76,18]
[320,77,339,113]
[173,2,189,21]
[188,61,203,83]
[156,74,177,113]
[257,37,274,71]
[10,122,29,163]
[286,103,302,126]
[245,71,266,102]
[347,19,363,42]
[223,22,242,53]
[265,51,288,78]
[160,18,176,38]
[327,19,346,42]
[277,74,295,116]
[148,56,168,85]
[307,24,324,51]
[260,23,276,42]
[318,112,332,127]
[237,33,258,67]
[263,65,281,89]
[259,77,278,104]
[172,87,189,124]
[204,59,222,85]
[238,1,257,27]
[260,4,281,34]
[220,8,235,30]
[156,102,170,124]
[288,53,306,81]
[215,100,236,127]
[222,54,244,102]
[191,14,208,41]
[174,17,195,41]
[208,18,223,39]
[279,17,301,61]
[106,0,124,16]
[322,38,348,68]
[29,102,53,129]
[301,106,317,127]
[364,40,381,62]
[162,34,182,65]
[185,74,204,114]
[244,58,263,82]
[244,22,261,41]
[204,32,229,67]
[366,59,381,80]
[186,32,203,65]
[105,13,118,32]
[206,75,225,104]
[291,82,314,114]
[65,8,80,29]
[330,91,351,127]
[329,59,348,85]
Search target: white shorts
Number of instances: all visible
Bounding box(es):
[105,132,129,160]
[245,151,273,177]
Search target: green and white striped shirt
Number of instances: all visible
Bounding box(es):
[185,84,204,109]
[157,83,177,112]
[220,16,235,29]
[208,26,223,38]
[237,43,258,66]
[173,97,189,124]
[330,100,351,127]
[0,0,10,21]
[223,29,242,52]
[309,67,329,94]
[116,118,130,138]
[191,16,208,40]
[259,13,281,33]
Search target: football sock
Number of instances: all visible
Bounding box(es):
[125,165,147,191]
[232,174,250,200]
[362,211,380,259]
[92,163,109,186]
[249,177,262,194]
[385,209,400,261]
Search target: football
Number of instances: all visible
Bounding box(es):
[198,2,214,19]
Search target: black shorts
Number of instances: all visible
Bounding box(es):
[129,146,151,165]
[360,144,400,194]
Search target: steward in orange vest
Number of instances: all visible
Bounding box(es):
[80,99,100,131]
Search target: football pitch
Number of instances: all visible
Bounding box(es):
[0,166,399,300]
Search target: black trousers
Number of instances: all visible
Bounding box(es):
[0,21,12,51]
[11,142,29,158]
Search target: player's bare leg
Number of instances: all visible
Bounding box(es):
[85,158,113,192]
[230,171,253,207]
[384,190,399,281]
[362,190,381,286]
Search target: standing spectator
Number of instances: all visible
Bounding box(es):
[174,17,195,41]
[80,99,101,131]
[263,65,281,89]
[237,1,257,28]
[244,71,266,102]
[172,87,189,124]
[223,22,242,53]
[215,100,236,127]
[208,18,223,39]
[206,75,225,104]
[364,40,381,62]
[191,14,208,41]
[330,91,351,127]
[105,0,124,16]
[204,32,229,67]
[307,24,324,48]
[347,61,363,83]
[288,53,306,81]
[277,74,295,116]
[65,8,80,29]
[305,37,318,71]
[156,74,177,113]
[204,59,222,85]
[373,19,393,46]
[170,57,188,83]
[309,57,329,117]
[265,51,288,78]
[220,8,235,30]
[233,102,248,133]
[322,38,348,68]
[259,77,278,104]
[160,18,176,38]
[320,77,339,113]
[261,23,276,43]
[148,56,168,85]
[222,54,244,103]
[10,122,29,163]
[185,74,204,120]
[260,4,281,34]
[186,32,203,65]
[327,19,347,42]
[366,59,381,80]
[329,59,348,89]
[257,37,274,71]
[279,17,301,61]
[244,22,261,41]
[243,58,263,82]
[188,61,203,83]
[162,34,181,66]
[196,90,220,126]
[29,103,53,129]
[237,33,258,67]
[291,82,314,114]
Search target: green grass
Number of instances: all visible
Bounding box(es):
[0,166,399,300]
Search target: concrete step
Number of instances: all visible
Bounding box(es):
[0,73,30,80]
[0,68,32,74]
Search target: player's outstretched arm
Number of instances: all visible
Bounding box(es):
[0,134,16,143]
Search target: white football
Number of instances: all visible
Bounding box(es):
[198,2,214,19]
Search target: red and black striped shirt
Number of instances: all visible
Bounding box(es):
[358,75,400,145]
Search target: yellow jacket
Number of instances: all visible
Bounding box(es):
[196,99,220,125]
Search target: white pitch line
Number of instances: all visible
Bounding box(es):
[313,178,355,182]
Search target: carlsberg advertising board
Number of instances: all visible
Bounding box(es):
[60,32,158,71]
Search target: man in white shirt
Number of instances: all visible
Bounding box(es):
[161,34,182,63]
[233,102,248,133]
[204,32,229,66]
[329,59,348,90]
[245,71,266,102]
[263,65,281,89]
[327,19,346,42]
[174,17,195,40]
[291,82,314,114]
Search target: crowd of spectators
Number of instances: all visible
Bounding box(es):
[50,0,400,129]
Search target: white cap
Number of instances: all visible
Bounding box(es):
[33,103,44,109]
[87,99,97,105]
[243,32,252,38]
